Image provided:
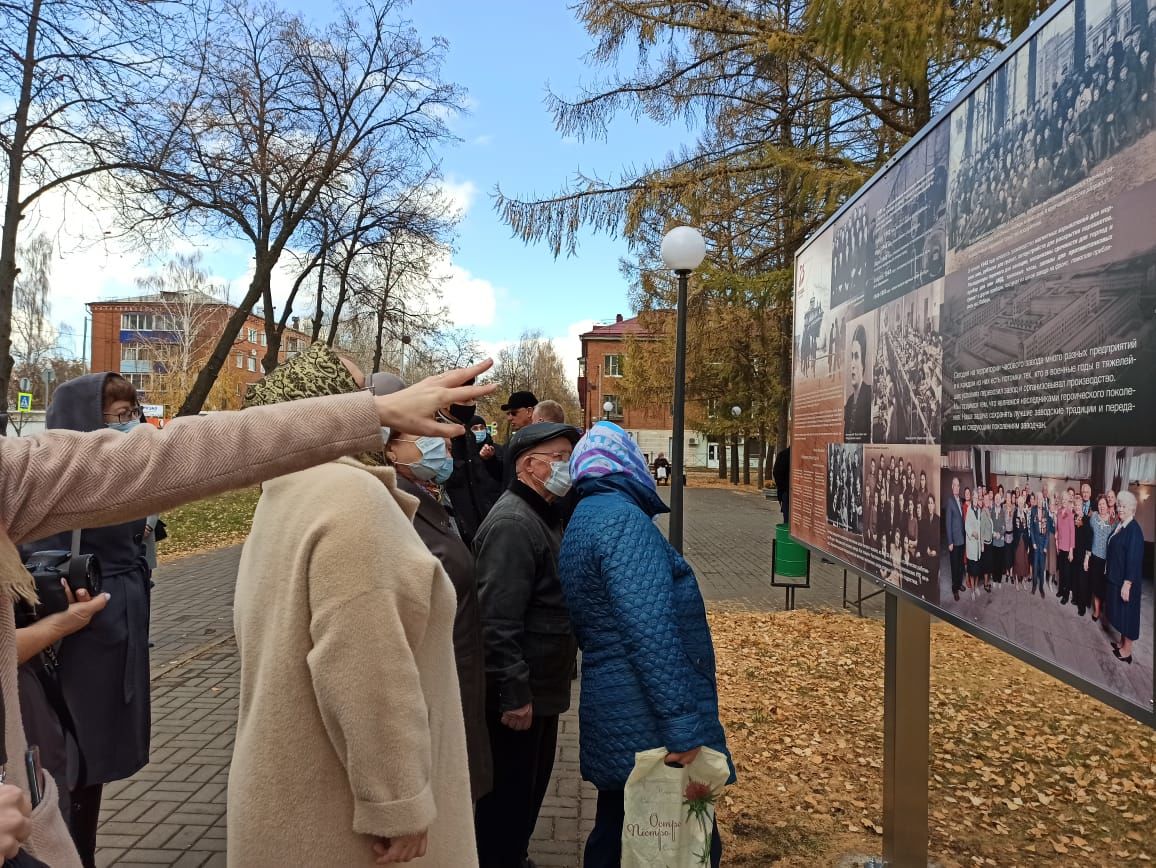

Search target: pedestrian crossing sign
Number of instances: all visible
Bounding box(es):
[17,392,32,412]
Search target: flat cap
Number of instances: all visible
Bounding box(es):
[506,422,580,463]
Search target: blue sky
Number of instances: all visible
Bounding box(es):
[42,0,693,372]
[392,0,685,357]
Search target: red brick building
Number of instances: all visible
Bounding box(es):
[88,292,311,415]
[578,313,712,466]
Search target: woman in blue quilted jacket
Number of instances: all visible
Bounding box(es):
[559,422,734,868]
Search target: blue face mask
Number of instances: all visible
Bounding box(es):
[473,430,488,444]
[107,420,141,434]
[398,436,454,484]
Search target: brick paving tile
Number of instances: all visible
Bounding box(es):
[98,486,870,866]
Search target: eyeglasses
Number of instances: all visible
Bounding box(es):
[104,405,142,423]
[528,451,570,462]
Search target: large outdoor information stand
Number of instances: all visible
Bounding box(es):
[789,0,1156,861]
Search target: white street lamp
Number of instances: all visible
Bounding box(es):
[661,226,707,272]
[661,225,707,553]
[731,405,741,418]
[603,399,614,420]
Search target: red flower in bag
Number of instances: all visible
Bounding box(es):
[683,779,719,866]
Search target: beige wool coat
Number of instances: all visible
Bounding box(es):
[0,392,384,866]
[228,458,477,868]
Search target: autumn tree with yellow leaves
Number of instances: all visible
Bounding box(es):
[494,0,1052,463]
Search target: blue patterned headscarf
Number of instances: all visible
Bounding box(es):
[570,421,656,492]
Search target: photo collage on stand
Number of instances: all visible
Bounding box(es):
[791,0,1156,711]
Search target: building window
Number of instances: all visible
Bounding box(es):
[247,357,256,372]
[259,332,267,347]
[604,354,622,377]
[578,358,587,378]
[122,373,151,391]
[706,398,718,419]
[602,394,623,418]
[120,312,177,332]
[247,328,257,343]
[236,353,243,369]
[120,345,154,374]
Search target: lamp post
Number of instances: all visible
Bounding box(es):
[731,405,742,486]
[603,399,614,421]
[661,225,706,553]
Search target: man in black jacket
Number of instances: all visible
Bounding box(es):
[473,422,580,868]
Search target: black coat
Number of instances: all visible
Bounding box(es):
[20,373,153,786]
[473,482,577,717]
[444,432,503,546]
[397,477,492,801]
[844,383,872,442]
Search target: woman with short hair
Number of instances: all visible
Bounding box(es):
[1105,490,1144,664]
[1085,494,1114,622]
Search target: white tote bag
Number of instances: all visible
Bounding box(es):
[620,746,731,868]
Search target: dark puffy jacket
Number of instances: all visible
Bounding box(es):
[473,481,576,717]
[559,473,734,790]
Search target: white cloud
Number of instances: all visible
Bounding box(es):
[437,177,477,219]
[472,134,494,147]
[553,319,594,389]
[433,255,498,328]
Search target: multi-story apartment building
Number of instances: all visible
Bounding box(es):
[578,313,715,467]
[88,291,312,416]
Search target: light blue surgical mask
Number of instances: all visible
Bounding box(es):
[107,420,141,434]
[473,429,488,444]
[397,436,454,484]
[544,461,572,498]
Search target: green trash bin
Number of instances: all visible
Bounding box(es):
[773,523,808,578]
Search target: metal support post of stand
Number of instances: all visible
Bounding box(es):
[882,592,930,867]
[843,570,885,618]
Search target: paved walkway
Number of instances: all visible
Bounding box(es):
[96,486,867,867]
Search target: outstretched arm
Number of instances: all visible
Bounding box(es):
[1,361,496,544]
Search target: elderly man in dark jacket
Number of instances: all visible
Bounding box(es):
[473,421,580,868]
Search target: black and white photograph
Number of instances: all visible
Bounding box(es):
[826,442,864,534]
[941,242,1156,447]
[794,232,837,381]
[869,280,944,444]
[843,309,877,443]
[830,203,874,308]
[939,444,1154,708]
[948,0,1156,252]
[862,446,941,601]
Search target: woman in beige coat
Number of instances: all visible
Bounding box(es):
[229,344,477,868]
[0,361,492,866]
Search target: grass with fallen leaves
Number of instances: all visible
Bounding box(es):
[155,486,261,563]
[710,609,1156,866]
